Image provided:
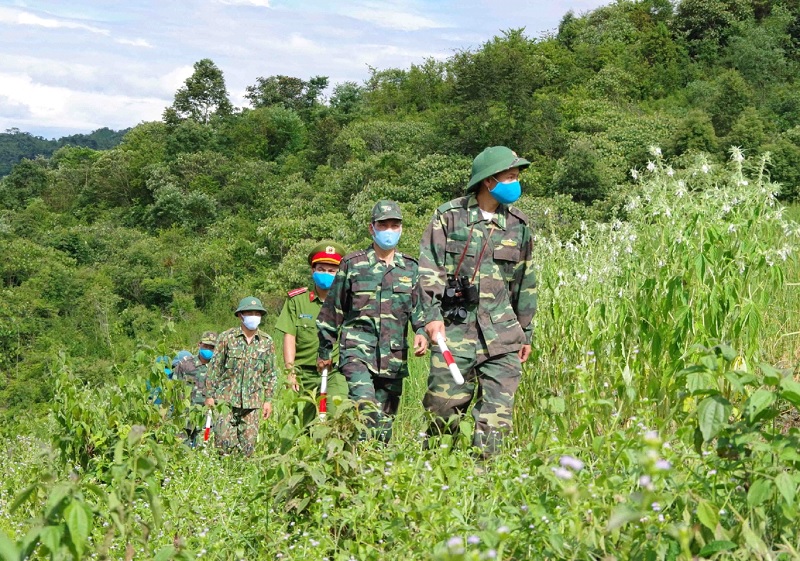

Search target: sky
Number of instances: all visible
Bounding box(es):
[0,0,611,139]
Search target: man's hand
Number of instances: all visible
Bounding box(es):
[317,357,333,373]
[286,368,299,392]
[413,334,428,356]
[424,320,445,345]
[518,344,531,363]
[261,401,272,419]
[205,397,215,407]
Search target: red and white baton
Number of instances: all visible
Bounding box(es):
[319,368,329,421]
[203,410,212,443]
[436,333,464,385]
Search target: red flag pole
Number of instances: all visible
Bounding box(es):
[319,368,329,421]
[436,333,464,385]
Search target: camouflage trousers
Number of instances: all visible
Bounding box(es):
[213,406,259,456]
[423,344,521,456]
[344,361,403,442]
[294,366,349,426]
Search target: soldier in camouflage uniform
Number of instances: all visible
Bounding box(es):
[205,297,278,455]
[317,200,428,442]
[173,331,217,446]
[275,241,349,426]
[418,146,538,456]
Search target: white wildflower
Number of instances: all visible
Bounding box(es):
[559,455,585,471]
[552,467,574,480]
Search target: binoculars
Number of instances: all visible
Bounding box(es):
[441,275,479,323]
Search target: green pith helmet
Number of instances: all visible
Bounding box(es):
[234,296,267,315]
[371,200,403,222]
[466,146,531,193]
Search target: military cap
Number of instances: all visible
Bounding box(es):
[466,146,531,192]
[308,241,346,266]
[371,199,403,222]
[234,296,267,315]
[199,331,217,346]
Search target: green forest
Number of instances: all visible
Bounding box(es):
[3,0,800,559]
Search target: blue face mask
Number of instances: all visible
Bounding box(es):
[490,179,522,205]
[199,349,214,361]
[373,228,401,250]
[312,271,336,290]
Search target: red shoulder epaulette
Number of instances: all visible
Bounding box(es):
[287,287,308,297]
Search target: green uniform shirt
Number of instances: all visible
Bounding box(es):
[317,246,425,379]
[275,286,339,369]
[172,355,210,406]
[418,194,537,358]
[206,326,278,408]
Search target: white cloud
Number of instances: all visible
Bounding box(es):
[216,0,270,6]
[344,6,443,31]
[0,71,165,132]
[0,7,109,35]
[160,65,195,94]
[117,37,152,48]
[0,0,615,136]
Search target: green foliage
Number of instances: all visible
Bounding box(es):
[552,139,615,203]
[0,158,50,209]
[7,9,800,558]
[164,59,233,125]
[673,0,754,62]
[667,108,719,156]
[0,127,126,178]
[219,106,306,161]
[244,74,328,122]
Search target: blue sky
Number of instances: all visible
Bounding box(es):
[0,0,610,139]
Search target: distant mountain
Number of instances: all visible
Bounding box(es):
[0,127,129,176]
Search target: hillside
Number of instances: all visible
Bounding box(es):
[0,127,128,176]
[2,1,800,558]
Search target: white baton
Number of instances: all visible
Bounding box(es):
[436,333,464,385]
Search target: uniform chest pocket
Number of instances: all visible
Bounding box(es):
[224,349,247,370]
[494,245,521,279]
[393,281,412,294]
[392,278,413,313]
[445,240,476,271]
[351,280,378,311]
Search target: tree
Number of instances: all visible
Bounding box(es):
[668,109,719,156]
[673,0,754,61]
[164,59,233,125]
[725,22,789,88]
[708,70,753,137]
[244,75,328,117]
[219,106,306,161]
[330,81,365,122]
[0,157,50,209]
[551,139,613,204]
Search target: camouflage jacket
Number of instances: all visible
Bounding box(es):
[418,194,537,358]
[317,245,424,378]
[172,355,209,406]
[205,327,278,408]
